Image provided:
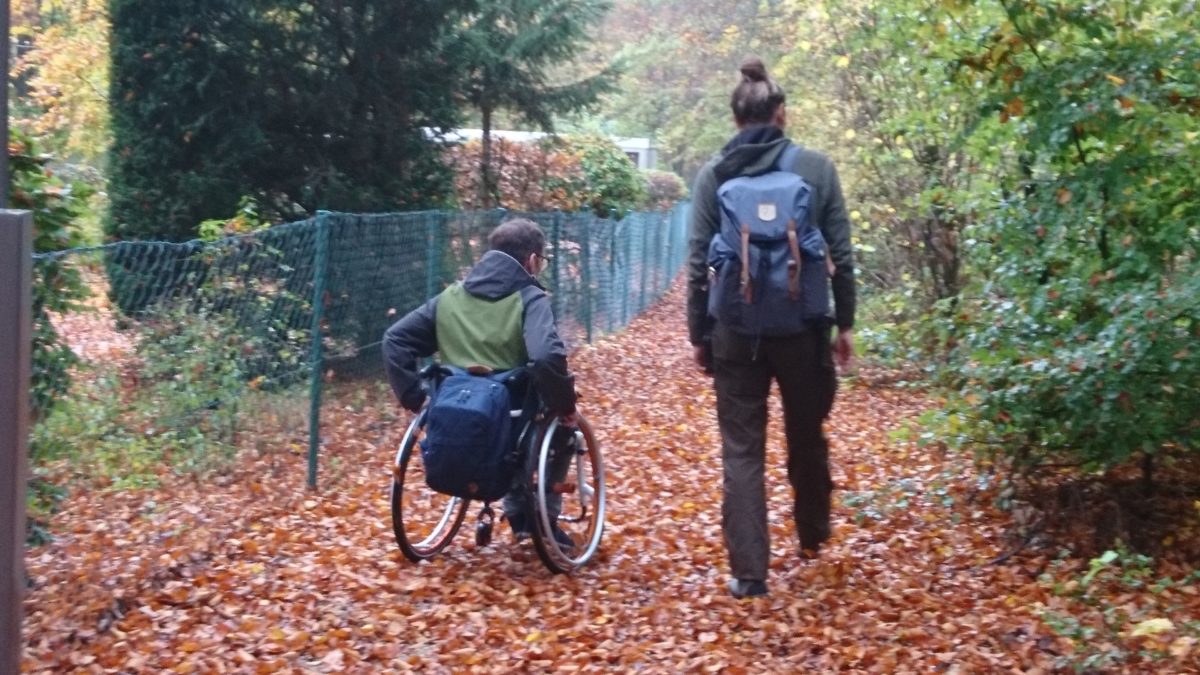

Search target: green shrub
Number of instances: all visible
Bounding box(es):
[1039,545,1200,671]
[915,1,1200,475]
[31,304,268,485]
[556,134,647,218]
[15,131,94,421]
[638,169,687,211]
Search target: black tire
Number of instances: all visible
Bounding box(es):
[390,412,468,561]
[528,415,605,574]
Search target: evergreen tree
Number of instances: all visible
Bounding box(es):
[456,0,619,208]
[255,0,473,215]
[107,0,267,241]
[107,0,473,241]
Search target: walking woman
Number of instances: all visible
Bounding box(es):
[686,58,857,598]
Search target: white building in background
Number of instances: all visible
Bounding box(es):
[429,128,658,171]
[614,137,658,171]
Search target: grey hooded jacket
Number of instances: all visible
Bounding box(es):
[687,128,856,345]
[382,250,576,415]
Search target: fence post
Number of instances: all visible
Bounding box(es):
[639,213,649,312]
[0,210,33,674]
[619,211,631,327]
[425,212,443,299]
[607,210,618,333]
[580,211,593,343]
[656,211,665,294]
[307,212,332,489]
[661,209,670,291]
[550,209,561,301]
[675,203,688,272]
[673,203,682,273]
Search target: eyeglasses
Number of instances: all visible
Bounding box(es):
[534,251,553,272]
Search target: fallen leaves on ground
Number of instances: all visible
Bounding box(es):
[22,281,1200,673]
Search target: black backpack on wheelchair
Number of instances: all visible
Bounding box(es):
[419,365,534,502]
[390,362,606,574]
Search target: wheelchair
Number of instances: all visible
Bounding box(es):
[390,363,605,574]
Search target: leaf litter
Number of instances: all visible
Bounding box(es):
[22,281,1199,673]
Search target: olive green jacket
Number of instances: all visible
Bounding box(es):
[383,251,576,415]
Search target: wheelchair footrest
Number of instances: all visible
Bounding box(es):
[475,505,495,547]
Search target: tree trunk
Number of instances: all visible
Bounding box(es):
[1142,452,1155,497]
[480,105,494,210]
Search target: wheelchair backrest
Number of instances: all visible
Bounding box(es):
[420,362,537,417]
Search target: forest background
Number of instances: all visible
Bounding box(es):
[9,0,1200,669]
[14,0,1200,562]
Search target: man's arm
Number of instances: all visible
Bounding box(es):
[817,161,857,370]
[521,290,576,416]
[820,162,856,331]
[382,298,438,412]
[687,164,720,346]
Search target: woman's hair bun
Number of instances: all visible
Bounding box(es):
[739,58,769,83]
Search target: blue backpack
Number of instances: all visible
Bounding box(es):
[706,143,834,336]
[419,370,519,502]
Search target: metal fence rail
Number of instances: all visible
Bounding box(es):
[31,203,692,487]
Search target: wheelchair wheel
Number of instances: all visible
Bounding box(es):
[390,412,468,561]
[528,415,605,574]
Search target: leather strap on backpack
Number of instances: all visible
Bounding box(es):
[786,220,803,300]
[740,223,752,303]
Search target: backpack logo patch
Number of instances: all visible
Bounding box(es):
[757,202,777,222]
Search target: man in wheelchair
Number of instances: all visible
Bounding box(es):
[383,217,579,549]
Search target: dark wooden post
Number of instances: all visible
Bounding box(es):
[2,0,10,204]
[0,211,33,673]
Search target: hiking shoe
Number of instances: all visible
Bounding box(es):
[549,525,576,550]
[799,528,828,560]
[727,578,768,599]
[506,512,532,542]
[508,512,574,549]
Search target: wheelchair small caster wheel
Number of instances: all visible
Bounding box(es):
[475,506,495,547]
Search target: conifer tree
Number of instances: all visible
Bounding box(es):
[107,0,473,241]
[456,0,619,208]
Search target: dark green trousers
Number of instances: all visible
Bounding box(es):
[712,322,837,582]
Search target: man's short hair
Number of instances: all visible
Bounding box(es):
[488,218,546,263]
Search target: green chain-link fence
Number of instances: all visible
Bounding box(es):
[32,203,691,487]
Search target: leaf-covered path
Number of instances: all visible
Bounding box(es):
[22,283,1131,673]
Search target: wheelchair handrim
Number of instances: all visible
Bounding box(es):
[535,416,605,570]
[392,413,465,554]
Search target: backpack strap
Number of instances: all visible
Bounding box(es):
[776,142,801,174]
[740,223,753,303]
[779,141,818,288]
[786,220,803,300]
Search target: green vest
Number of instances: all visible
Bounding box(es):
[435,282,527,370]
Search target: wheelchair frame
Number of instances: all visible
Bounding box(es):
[389,364,605,574]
